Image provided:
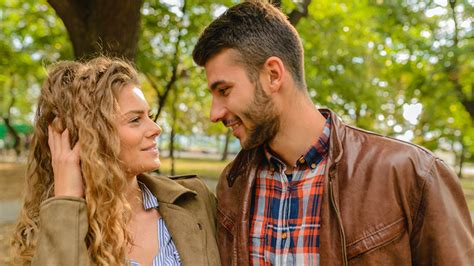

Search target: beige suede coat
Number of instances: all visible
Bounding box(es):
[31,173,220,266]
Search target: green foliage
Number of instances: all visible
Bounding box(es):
[0,0,72,126]
[297,0,473,162]
[137,0,236,139]
[0,0,473,164]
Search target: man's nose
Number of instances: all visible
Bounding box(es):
[210,99,226,123]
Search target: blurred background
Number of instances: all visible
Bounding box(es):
[1,0,473,263]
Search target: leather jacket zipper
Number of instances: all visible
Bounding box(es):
[329,175,348,266]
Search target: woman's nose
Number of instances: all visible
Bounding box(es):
[148,120,161,138]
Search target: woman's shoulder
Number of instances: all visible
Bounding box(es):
[169,174,211,193]
[138,172,214,203]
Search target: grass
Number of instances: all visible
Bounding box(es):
[1,159,474,208]
[460,178,474,190]
[158,157,230,180]
[1,159,473,210]
[460,177,474,211]
[0,159,473,265]
[0,157,230,201]
[0,162,27,201]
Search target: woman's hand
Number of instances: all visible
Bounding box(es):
[48,125,84,198]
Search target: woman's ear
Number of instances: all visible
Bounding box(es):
[263,56,285,93]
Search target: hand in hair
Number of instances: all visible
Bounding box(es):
[48,124,84,198]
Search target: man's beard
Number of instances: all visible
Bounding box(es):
[240,81,280,150]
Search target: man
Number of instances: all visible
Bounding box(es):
[192,1,473,265]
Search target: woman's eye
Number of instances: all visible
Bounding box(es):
[130,117,140,123]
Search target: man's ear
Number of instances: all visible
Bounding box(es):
[262,56,285,93]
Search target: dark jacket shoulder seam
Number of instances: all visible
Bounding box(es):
[409,153,437,234]
[345,124,435,158]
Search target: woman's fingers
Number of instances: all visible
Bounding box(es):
[61,128,71,151]
[72,141,80,155]
[49,117,62,156]
[49,126,74,159]
[47,126,55,155]
[48,123,84,198]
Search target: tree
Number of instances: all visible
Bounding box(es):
[1,0,472,167]
[137,0,235,167]
[47,0,143,61]
[371,0,474,168]
[0,0,73,158]
[1,75,22,156]
[447,0,474,118]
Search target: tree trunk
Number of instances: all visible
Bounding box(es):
[169,88,178,176]
[3,76,21,158]
[2,117,21,157]
[221,129,231,161]
[148,0,188,120]
[288,0,312,26]
[457,140,465,179]
[270,0,312,26]
[47,0,143,61]
[272,0,282,7]
[354,104,360,127]
[447,0,474,119]
[170,126,176,176]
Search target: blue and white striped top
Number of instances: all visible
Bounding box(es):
[130,182,181,266]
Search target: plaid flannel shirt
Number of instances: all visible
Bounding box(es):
[249,114,331,265]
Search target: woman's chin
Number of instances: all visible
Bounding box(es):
[145,160,161,173]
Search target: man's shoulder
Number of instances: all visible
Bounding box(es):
[339,124,449,181]
[325,108,438,164]
[343,123,436,159]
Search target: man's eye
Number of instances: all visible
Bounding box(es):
[219,87,229,95]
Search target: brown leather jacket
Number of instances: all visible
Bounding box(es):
[216,109,473,265]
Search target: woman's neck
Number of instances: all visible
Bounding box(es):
[125,176,144,213]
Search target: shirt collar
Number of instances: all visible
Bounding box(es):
[137,173,196,204]
[138,181,159,210]
[263,111,331,170]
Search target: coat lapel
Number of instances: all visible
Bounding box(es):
[138,174,205,265]
[159,203,205,265]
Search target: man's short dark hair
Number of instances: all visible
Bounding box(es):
[192,0,306,89]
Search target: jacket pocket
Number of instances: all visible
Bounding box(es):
[346,217,406,259]
[217,207,235,234]
[216,207,236,266]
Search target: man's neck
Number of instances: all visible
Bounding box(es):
[268,98,326,169]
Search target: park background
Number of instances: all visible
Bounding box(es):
[0,0,473,263]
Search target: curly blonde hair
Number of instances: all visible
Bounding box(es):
[11,57,140,265]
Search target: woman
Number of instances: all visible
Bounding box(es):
[11,57,220,265]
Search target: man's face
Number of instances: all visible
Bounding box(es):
[204,49,279,149]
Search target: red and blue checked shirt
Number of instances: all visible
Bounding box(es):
[249,114,331,265]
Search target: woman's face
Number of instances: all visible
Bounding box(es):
[116,84,161,177]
